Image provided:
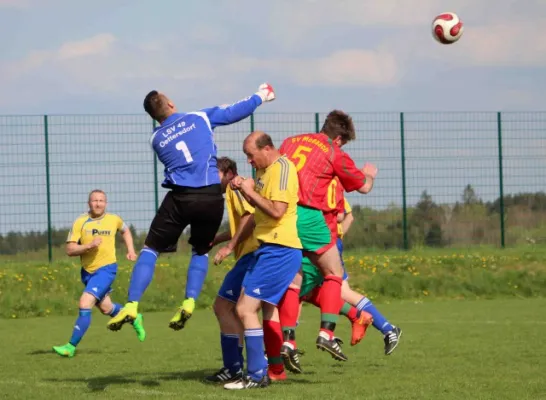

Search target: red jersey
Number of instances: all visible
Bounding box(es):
[279,133,366,211]
[324,177,345,215]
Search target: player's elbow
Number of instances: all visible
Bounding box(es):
[270,209,285,220]
[357,181,373,194]
[65,243,77,256]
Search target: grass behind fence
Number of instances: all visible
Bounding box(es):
[1,246,546,319]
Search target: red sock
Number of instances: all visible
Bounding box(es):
[339,299,359,323]
[263,319,284,373]
[319,275,343,339]
[278,287,300,347]
[304,287,321,308]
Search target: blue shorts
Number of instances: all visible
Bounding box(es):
[218,252,256,303]
[242,244,302,306]
[337,238,349,281]
[81,263,117,301]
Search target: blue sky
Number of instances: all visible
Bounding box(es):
[0,0,545,234]
[1,0,545,114]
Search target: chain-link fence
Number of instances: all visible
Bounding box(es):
[1,112,545,260]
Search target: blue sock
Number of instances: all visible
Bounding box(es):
[244,329,267,381]
[69,308,92,347]
[221,333,241,373]
[109,303,122,317]
[238,343,244,368]
[356,297,394,334]
[128,249,158,302]
[185,251,209,300]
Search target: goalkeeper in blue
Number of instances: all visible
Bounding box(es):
[107,83,276,333]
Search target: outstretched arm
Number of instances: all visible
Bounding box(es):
[203,83,275,128]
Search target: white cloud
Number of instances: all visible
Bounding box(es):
[57,33,116,59]
[279,49,399,86]
[0,0,29,8]
[461,21,546,67]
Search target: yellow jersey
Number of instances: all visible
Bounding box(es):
[337,199,352,238]
[67,213,126,272]
[254,156,302,249]
[225,185,260,260]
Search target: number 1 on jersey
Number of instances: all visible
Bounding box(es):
[176,140,193,163]
[293,145,312,171]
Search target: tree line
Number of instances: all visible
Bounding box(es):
[1,186,546,254]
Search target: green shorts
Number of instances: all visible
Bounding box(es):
[297,205,331,253]
[299,256,324,298]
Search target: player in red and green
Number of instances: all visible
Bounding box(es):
[278,110,376,362]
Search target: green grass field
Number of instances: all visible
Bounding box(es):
[1,298,545,400]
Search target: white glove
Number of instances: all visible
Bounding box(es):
[255,83,275,103]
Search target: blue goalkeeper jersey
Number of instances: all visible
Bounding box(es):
[150,94,262,188]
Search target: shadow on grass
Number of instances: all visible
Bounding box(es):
[44,368,319,391]
[28,348,129,356]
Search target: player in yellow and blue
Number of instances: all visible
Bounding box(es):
[224,132,302,390]
[52,190,145,358]
[204,157,259,384]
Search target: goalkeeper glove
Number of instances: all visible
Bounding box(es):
[255,83,275,103]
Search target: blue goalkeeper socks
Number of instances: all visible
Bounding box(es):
[185,251,209,300]
[356,297,394,334]
[128,248,158,302]
[69,308,92,347]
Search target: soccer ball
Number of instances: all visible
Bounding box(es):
[432,12,464,44]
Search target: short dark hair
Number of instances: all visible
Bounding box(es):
[255,132,274,149]
[217,157,238,175]
[321,110,356,142]
[143,90,170,122]
[88,189,106,202]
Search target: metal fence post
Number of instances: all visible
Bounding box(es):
[44,115,53,263]
[497,112,506,248]
[153,120,159,211]
[250,114,256,179]
[400,112,409,250]
[315,112,320,133]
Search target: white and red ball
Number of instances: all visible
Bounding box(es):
[432,12,464,44]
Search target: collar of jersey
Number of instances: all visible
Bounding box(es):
[159,113,184,127]
[266,155,284,171]
[86,213,107,222]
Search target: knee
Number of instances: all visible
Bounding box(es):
[235,302,251,322]
[192,246,210,257]
[79,294,96,310]
[213,297,235,319]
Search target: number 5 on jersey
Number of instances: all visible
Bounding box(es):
[293,145,312,171]
[176,140,193,163]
